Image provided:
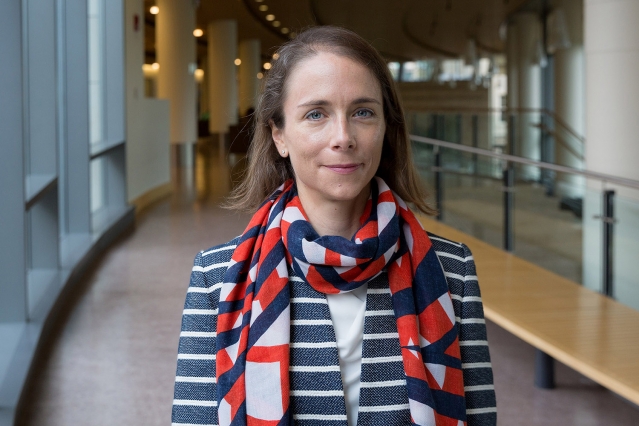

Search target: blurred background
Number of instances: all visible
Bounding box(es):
[1,0,639,425]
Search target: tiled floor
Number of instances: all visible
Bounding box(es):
[17,142,639,425]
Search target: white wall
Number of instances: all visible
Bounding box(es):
[585,0,639,194]
[583,0,639,311]
[125,0,170,202]
[157,0,197,145]
[127,99,171,201]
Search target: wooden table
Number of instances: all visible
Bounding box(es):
[418,215,639,405]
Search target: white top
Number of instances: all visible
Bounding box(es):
[325,284,367,426]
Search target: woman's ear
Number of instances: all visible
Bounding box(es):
[270,120,287,157]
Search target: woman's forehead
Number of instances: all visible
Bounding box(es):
[284,51,382,106]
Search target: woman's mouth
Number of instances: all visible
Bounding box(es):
[324,164,361,174]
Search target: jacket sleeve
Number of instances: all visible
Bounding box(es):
[172,251,221,426]
[459,243,497,426]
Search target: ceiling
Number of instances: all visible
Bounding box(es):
[144,0,532,64]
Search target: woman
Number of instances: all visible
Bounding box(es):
[173,26,496,426]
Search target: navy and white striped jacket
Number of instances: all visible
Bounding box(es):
[172,233,496,426]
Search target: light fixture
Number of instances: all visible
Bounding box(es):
[259,5,268,11]
[234,58,242,66]
[290,32,297,38]
[263,62,272,70]
[265,14,275,21]
[272,53,280,60]
[257,72,264,79]
[152,62,160,70]
[193,28,203,37]
[150,6,159,14]
[273,21,280,27]
[281,27,289,34]
[194,69,204,83]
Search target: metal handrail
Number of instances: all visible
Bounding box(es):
[409,134,639,191]
[411,133,627,390]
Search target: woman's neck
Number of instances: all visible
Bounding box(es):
[297,184,370,239]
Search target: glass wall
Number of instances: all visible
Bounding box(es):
[0,0,129,423]
[410,135,639,312]
[388,57,496,85]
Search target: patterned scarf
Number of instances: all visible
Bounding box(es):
[216,177,466,425]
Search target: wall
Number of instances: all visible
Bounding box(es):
[125,0,170,203]
[583,0,639,311]
[126,99,171,201]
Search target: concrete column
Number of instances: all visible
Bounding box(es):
[514,13,543,180]
[506,22,519,122]
[207,20,238,134]
[238,39,261,116]
[552,0,585,197]
[585,0,639,188]
[156,0,197,145]
[199,55,210,121]
[582,0,639,309]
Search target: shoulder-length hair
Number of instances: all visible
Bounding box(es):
[226,25,435,215]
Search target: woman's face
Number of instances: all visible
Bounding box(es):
[271,51,385,210]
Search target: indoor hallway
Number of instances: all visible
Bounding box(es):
[16,141,639,426]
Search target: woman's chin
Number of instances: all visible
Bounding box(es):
[306,182,371,206]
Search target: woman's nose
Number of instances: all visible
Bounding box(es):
[330,116,355,150]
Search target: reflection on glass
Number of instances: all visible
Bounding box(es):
[411,137,586,285]
[511,163,583,283]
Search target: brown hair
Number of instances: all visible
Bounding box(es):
[225,25,435,215]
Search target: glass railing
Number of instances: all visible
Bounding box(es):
[405,109,585,179]
[409,132,639,312]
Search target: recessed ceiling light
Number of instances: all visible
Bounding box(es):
[259,5,268,11]
[193,29,203,37]
[273,21,280,27]
[281,27,289,34]
[272,53,280,60]
[263,62,272,70]
[257,72,264,79]
[150,6,159,14]
[265,14,275,21]
[234,58,242,66]
[152,62,160,70]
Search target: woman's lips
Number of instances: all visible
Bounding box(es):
[324,164,361,174]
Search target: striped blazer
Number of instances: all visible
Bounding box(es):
[172,233,496,426]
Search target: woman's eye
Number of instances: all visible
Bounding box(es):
[354,109,373,118]
[306,110,323,120]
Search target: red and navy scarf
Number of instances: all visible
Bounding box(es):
[216,177,466,425]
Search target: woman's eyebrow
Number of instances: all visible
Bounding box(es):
[297,97,381,108]
[297,100,328,108]
[352,97,381,105]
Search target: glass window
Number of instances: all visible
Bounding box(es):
[387,62,400,81]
